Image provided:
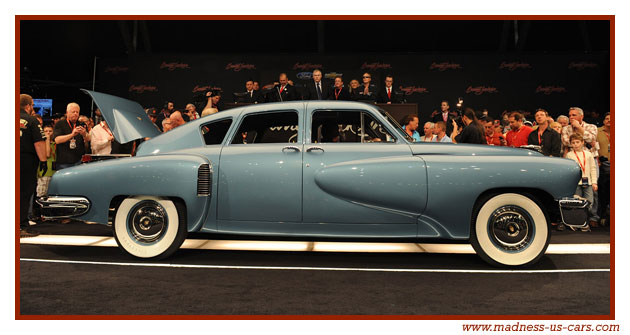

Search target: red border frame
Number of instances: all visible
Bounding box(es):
[15,15,616,320]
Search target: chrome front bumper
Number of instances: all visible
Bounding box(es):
[36,196,91,219]
[558,197,590,228]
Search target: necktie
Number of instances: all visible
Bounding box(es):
[316,82,322,100]
[249,91,252,98]
[387,87,391,99]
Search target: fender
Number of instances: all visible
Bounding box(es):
[419,154,581,238]
[46,154,213,232]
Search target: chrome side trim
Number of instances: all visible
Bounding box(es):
[36,196,91,219]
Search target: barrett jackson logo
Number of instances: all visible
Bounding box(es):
[160,62,190,71]
[568,62,598,70]
[361,62,392,70]
[535,86,567,95]
[499,61,532,71]
[429,62,462,71]
[129,85,158,94]
[104,66,129,74]
[293,63,323,71]
[399,86,429,95]
[466,86,498,95]
[192,85,222,93]
[225,63,256,71]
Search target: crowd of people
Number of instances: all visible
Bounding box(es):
[18,69,612,236]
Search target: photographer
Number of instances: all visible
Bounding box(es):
[52,102,90,169]
[450,108,485,144]
[201,89,224,115]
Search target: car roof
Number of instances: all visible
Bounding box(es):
[189,100,381,124]
[178,100,382,128]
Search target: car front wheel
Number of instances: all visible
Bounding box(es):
[113,196,187,259]
[470,193,550,267]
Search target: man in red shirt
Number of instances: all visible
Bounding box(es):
[506,112,533,147]
[483,117,505,146]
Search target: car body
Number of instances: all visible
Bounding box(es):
[38,90,588,266]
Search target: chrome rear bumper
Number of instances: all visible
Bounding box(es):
[36,196,90,219]
[558,197,590,228]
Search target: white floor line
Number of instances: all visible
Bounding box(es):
[19,234,611,255]
[19,258,610,274]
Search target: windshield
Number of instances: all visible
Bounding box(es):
[377,107,414,143]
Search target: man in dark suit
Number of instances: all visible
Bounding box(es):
[376,75,401,104]
[243,80,262,103]
[431,100,458,135]
[329,76,351,101]
[303,69,331,100]
[356,72,377,102]
[267,73,299,102]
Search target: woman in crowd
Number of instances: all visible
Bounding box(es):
[550,121,563,134]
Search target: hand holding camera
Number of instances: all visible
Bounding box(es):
[76,125,87,136]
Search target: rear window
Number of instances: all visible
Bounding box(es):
[201,119,233,145]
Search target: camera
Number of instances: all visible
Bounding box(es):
[453,97,466,129]
[76,121,87,129]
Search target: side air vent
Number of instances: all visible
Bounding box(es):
[197,164,211,196]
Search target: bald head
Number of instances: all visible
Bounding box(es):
[279,73,288,85]
[169,111,185,128]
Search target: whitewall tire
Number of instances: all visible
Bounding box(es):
[470,193,550,267]
[113,196,187,259]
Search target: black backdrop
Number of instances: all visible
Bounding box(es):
[96,52,609,122]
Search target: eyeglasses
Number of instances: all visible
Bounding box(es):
[363,76,371,78]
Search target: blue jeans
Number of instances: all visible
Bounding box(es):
[575,185,596,220]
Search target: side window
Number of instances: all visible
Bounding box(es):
[312,110,395,143]
[231,111,299,144]
[201,119,233,145]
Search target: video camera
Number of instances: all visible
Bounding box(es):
[454,97,466,129]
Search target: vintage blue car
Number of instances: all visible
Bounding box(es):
[38,90,588,267]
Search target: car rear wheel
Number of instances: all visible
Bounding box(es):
[113,196,187,259]
[470,193,550,267]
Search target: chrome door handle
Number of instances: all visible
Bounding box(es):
[306,146,324,152]
[282,146,301,152]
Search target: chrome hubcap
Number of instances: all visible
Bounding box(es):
[489,206,533,251]
[128,201,168,243]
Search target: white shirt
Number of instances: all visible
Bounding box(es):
[89,123,113,155]
[566,149,597,185]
